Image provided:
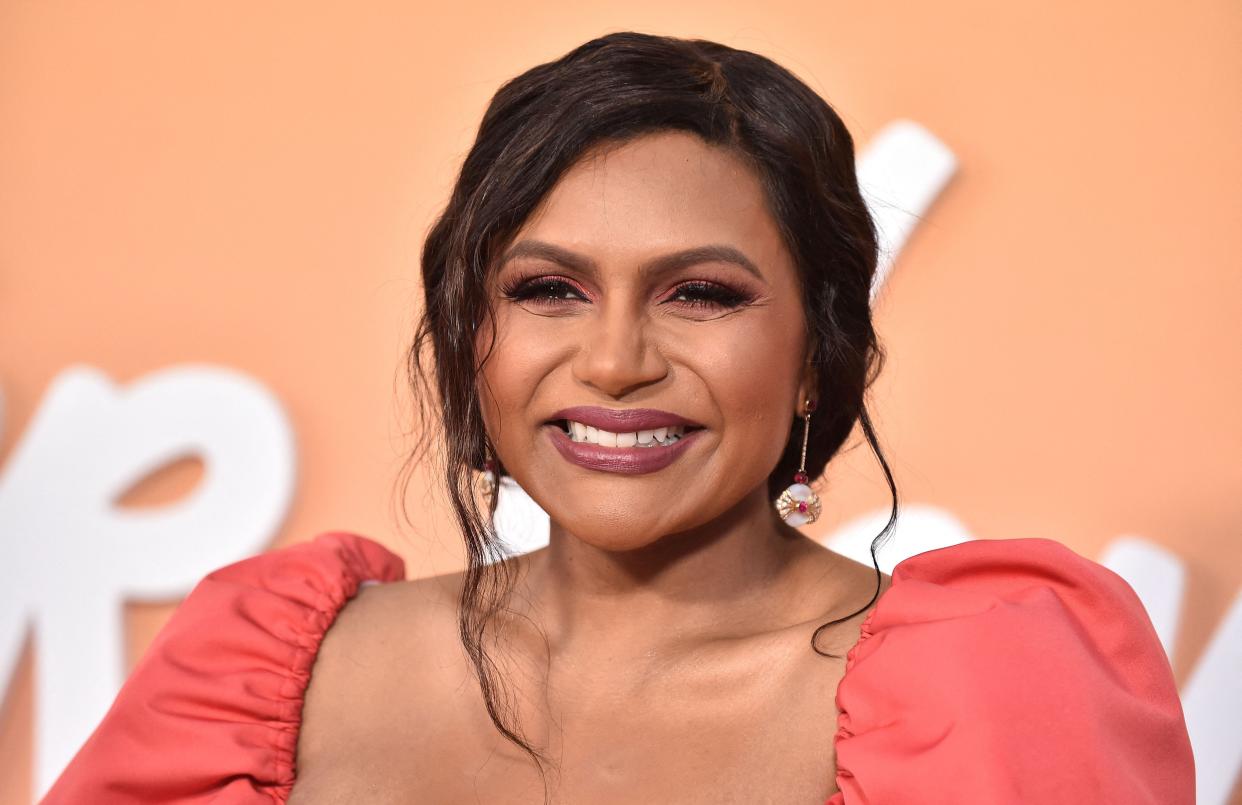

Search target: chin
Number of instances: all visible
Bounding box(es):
[545,509,667,552]
[517,467,753,551]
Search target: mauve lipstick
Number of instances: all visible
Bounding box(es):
[547,406,704,432]
[544,406,706,475]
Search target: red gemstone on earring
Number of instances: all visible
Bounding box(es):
[805,399,817,413]
[794,471,808,484]
[797,501,808,513]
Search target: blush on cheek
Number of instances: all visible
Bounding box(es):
[699,310,807,407]
[673,309,808,500]
[474,311,569,463]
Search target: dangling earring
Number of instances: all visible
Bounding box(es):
[776,399,822,526]
[479,456,497,496]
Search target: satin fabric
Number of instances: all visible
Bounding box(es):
[42,533,1194,804]
[828,538,1194,804]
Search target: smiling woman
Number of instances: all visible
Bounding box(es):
[474,129,830,534]
[43,30,1193,805]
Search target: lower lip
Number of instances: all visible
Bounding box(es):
[545,425,705,475]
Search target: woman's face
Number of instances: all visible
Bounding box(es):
[477,130,814,550]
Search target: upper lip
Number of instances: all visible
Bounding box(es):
[547,406,705,432]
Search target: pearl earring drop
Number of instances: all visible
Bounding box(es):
[775,399,821,526]
[480,457,497,496]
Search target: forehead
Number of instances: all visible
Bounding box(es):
[510,130,790,271]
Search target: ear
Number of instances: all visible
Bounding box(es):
[796,357,819,416]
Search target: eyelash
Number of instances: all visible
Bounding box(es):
[500,275,752,311]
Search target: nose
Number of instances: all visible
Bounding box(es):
[571,304,668,398]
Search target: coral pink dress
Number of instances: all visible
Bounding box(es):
[42,533,1195,804]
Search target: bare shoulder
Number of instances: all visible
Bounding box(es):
[790,539,893,644]
[833,547,894,600]
[805,537,893,601]
[295,568,469,768]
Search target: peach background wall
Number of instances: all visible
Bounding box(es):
[2,1,1239,803]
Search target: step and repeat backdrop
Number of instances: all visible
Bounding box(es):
[1,2,1239,803]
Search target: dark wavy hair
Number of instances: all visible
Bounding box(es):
[395,30,899,787]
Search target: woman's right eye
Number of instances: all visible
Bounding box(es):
[501,276,588,305]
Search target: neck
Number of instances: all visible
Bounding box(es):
[518,485,817,658]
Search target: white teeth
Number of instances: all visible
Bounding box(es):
[564,421,689,447]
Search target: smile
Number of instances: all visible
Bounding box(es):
[544,420,705,474]
[560,420,690,447]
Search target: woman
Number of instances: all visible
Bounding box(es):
[44,31,1194,804]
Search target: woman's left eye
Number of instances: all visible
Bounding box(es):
[665,281,751,309]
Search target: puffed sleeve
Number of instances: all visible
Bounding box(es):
[40,530,406,805]
[827,537,1194,805]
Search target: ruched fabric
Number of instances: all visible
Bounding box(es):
[826,537,1194,804]
[43,534,1194,803]
[41,531,405,804]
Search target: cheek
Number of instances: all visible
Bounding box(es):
[706,312,804,395]
[475,312,559,438]
[677,309,806,457]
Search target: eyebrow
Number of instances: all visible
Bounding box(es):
[498,239,765,282]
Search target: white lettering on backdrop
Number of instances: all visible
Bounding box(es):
[0,366,295,799]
